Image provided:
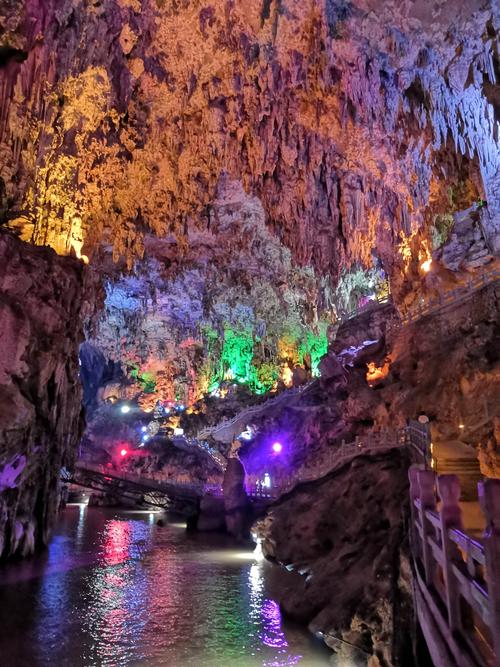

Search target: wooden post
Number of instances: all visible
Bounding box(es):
[479,479,500,664]
[417,469,437,585]
[437,475,463,633]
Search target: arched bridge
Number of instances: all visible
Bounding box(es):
[61,463,220,512]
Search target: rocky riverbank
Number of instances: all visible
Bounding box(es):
[253,449,414,666]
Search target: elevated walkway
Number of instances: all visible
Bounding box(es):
[61,463,216,511]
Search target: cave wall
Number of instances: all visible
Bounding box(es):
[0,231,100,559]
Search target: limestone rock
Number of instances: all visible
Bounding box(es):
[254,450,413,667]
[222,457,250,539]
[0,231,101,559]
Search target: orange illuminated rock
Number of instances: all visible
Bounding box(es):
[366,359,391,387]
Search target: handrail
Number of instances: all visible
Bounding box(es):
[409,469,499,667]
[196,383,313,441]
[245,425,425,497]
[340,293,391,323]
[400,267,499,326]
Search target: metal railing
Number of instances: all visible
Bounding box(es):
[245,424,428,499]
[62,463,211,506]
[175,437,228,471]
[337,267,498,334]
[196,382,315,442]
[339,293,392,323]
[400,268,499,327]
[409,469,499,667]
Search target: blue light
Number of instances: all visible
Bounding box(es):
[141,426,147,433]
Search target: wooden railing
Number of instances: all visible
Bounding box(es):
[408,468,500,667]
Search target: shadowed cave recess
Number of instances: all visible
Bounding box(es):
[0,1,499,665]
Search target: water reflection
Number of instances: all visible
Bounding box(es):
[0,506,330,666]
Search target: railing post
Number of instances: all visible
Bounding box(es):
[417,469,437,585]
[479,478,500,662]
[408,466,421,559]
[437,474,463,633]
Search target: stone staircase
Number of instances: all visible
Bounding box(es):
[432,440,483,501]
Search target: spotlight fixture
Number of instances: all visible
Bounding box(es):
[420,258,432,273]
[120,405,131,414]
[272,442,283,454]
[120,448,128,457]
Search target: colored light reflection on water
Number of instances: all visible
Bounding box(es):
[0,507,329,667]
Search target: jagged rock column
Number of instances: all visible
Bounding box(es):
[0,232,100,559]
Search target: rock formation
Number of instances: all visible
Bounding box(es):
[0,231,100,558]
[254,449,413,666]
[0,3,498,663]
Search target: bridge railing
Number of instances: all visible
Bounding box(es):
[69,462,216,500]
[408,468,500,667]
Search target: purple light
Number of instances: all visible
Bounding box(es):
[272,442,282,454]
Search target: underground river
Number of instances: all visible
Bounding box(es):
[0,504,331,666]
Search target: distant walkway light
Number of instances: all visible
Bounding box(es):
[120,404,131,414]
[120,448,128,457]
[239,426,254,441]
[272,442,282,454]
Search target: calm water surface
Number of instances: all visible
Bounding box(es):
[0,505,330,667]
